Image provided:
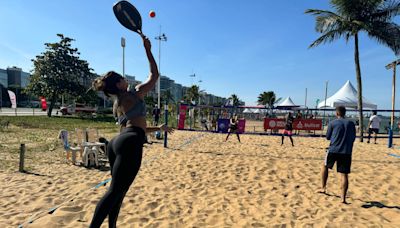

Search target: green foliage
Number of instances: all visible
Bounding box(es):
[161,90,175,104]
[144,95,156,112]
[25,34,96,116]
[230,94,240,106]
[184,85,200,104]
[257,91,281,108]
[305,0,400,53]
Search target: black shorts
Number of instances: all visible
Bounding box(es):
[368,128,379,134]
[324,152,352,174]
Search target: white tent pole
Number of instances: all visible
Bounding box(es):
[323,81,328,126]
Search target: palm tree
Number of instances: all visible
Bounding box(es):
[185,85,200,105]
[258,91,281,108]
[161,90,175,104]
[306,0,400,142]
[230,94,240,106]
[258,91,281,115]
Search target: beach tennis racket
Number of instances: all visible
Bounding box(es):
[113,0,143,35]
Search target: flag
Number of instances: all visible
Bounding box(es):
[7,90,16,108]
[40,97,47,110]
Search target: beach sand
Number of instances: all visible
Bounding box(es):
[1,130,400,227]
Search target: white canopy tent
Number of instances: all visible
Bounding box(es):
[242,108,254,114]
[276,97,300,109]
[317,80,377,109]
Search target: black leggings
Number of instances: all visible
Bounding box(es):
[90,127,145,228]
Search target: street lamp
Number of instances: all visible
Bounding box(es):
[155,29,167,109]
[386,59,400,129]
[189,73,196,85]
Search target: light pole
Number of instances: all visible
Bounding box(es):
[198,80,203,105]
[386,59,400,129]
[121,37,126,77]
[305,88,308,108]
[189,73,196,86]
[155,27,167,109]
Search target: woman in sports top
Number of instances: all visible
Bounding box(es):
[89,35,172,228]
[281,112,294,146]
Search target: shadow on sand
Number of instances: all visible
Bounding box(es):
[361,201,400,210]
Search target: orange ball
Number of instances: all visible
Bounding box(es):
[149,10,156,18]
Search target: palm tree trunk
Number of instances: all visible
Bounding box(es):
[354,33,364,142]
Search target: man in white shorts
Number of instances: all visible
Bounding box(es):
[367,110,381,144]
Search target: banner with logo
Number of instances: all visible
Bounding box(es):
[178,104,188,130]
[40,97,47,110]
[238,119,246,133]
[217,119,230,133]
[264,118,322,130]
[7,90,16,108]
[293,119,322,130]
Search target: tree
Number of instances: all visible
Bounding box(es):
[185,85,200,105]
[144,95,156,108]
[257,91,281,108]
[306,0,400,142]
[258,91,281,115]
[25,34,95,117]
[161,90,175,104]
[230,94,240,106]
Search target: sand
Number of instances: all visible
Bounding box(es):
[1,130,400,227]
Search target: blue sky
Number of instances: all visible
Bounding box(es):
[0,0,398,108]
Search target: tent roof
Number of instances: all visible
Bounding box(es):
[277,97,299,108]
[318,80,377,109]
[242,108,253,113]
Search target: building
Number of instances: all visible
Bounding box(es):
[6,67,30,88]
[171,83,183,102]
[0,67,31,107]
[0,69,7,87]
[125,74,141,88]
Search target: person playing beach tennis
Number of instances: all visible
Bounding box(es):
[89,35,173,228]
[367,110,381,144]
[225,114,241,142]
[281,113,294,146]
[318,106,356,204]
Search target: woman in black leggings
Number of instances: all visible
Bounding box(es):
[89,35,172,228]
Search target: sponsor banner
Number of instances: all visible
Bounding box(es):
[40,97,47,110]
[264,118,286,130]
[7,90,16,108]
[238,119,246,133]
[294,119,322,130]
[264,118,322,130]
[178,104,188,130]
[218,119,246,133]
[217,119,230,133]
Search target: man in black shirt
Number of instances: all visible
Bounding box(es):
[152,105,160,126]
[318,106,356,204]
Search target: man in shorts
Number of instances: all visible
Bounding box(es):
[367,110,381,144]
[318,106,356,204]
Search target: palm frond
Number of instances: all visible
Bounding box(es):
[305,9,341,18]
[309,29,349,48]
[365,21,400,55]
[371,0,400,21]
